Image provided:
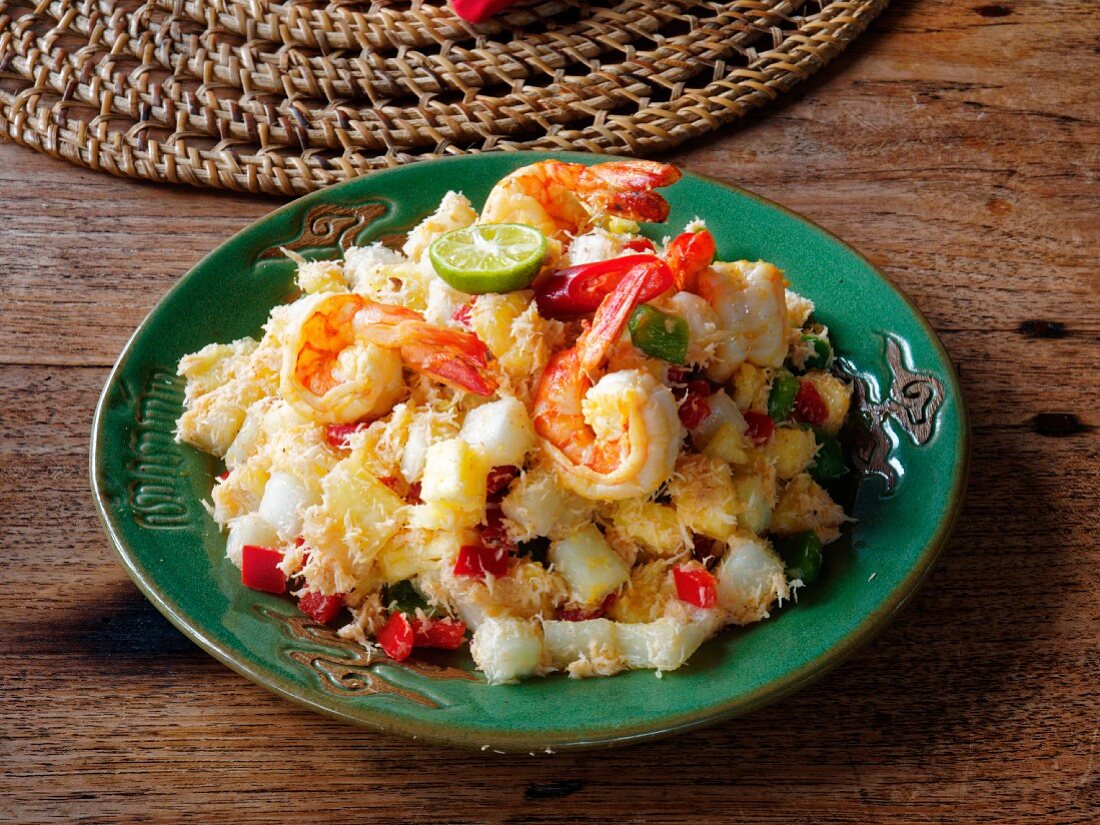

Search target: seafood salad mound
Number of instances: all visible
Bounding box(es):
[176,160,853,684]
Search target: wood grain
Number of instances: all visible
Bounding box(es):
[1,1,1097,822]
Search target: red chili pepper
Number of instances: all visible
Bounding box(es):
[666,366,689,384]
[534,254,670,319]
[486,465,520,499]
[217,470,229,481]
[297,591,345,624]
[793,381,829,426]
[454,544,510,579]
[622,237,656,253]
[325,421,372,449]
[411,617,468,649]
[451,0,517,24]
[452,299,475,328]
[241,545,287,594]
[677,380,712,430]
[377,612,415,661]
[666,229,717,292]
[673,565,718,609]
[558,592,617,622]
[744,411,776,445]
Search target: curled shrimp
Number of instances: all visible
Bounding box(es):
[697,261,791,382]
[480,159,682,239]
[281,293,497,424]
[532,262,683,501]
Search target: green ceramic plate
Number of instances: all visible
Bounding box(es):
[91,152,968,751]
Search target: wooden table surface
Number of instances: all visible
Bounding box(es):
[2,1,1097,822]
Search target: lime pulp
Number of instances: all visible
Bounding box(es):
[428,223,547,294]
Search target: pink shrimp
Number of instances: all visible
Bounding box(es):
[281,293,497,424]
[532,261,683,500]
[480,159,682,239]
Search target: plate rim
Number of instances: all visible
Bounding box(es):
[90,150,971,751]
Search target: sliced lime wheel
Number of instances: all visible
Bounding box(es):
[429,223,547,294]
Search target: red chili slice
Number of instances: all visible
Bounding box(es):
[377,612,415,661]
[534,254,669,319]
[673,565,718,609]
[744,411,776,445]
[793,381,829,426]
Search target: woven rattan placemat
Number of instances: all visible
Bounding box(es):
[0,0,887,195]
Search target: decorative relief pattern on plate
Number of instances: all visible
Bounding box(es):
[259,202,387,259]
[259,606,478,707]
[849,334,946,492]
[128,370,191,529]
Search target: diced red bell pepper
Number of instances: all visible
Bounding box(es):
[744,411,776,445]
[411,617,468,649]
[559,592,616,622]
[378,476,402,495]
[217,470,229,481]
[377,612,415,661]
[666,229,717,292]
[793,381,829,426]
[452,0,517,24]
[673,565,718,609]
[622,237,656,253]
[534,254,670,319]
[677,380,712,430]
[486,465,520,499]
[297,591,345,624]
[406,481,423,504]
[241,545,287,594]
[453,544,510,579]
[325,421,371,449]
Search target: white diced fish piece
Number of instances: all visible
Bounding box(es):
[548,526,629,606]
[714,535,789,625]
[470,617,544,684]
[459,397,536,468]
[258,471,313,541]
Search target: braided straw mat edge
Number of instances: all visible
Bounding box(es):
[0,0,888,196]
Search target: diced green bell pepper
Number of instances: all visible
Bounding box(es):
[776,531,824,584]
[768,372,800,421]
[628,304,689,364]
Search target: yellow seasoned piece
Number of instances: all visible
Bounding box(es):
[771,472,847,544]
[607,498,687,558]
[799,372,851,436]
[668,454,739,542]
[607,560,676,624]
[730,363,772,414]
[765,427,819,479]
[300,451,407,593]
[701,422,753,468]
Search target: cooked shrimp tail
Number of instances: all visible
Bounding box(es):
[480,159,681,238]
[533,261,683,500]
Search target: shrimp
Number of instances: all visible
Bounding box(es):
[480,160,682,239]
[696,260,791,383]
[281,293,497,424]
[532,262,683,501]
